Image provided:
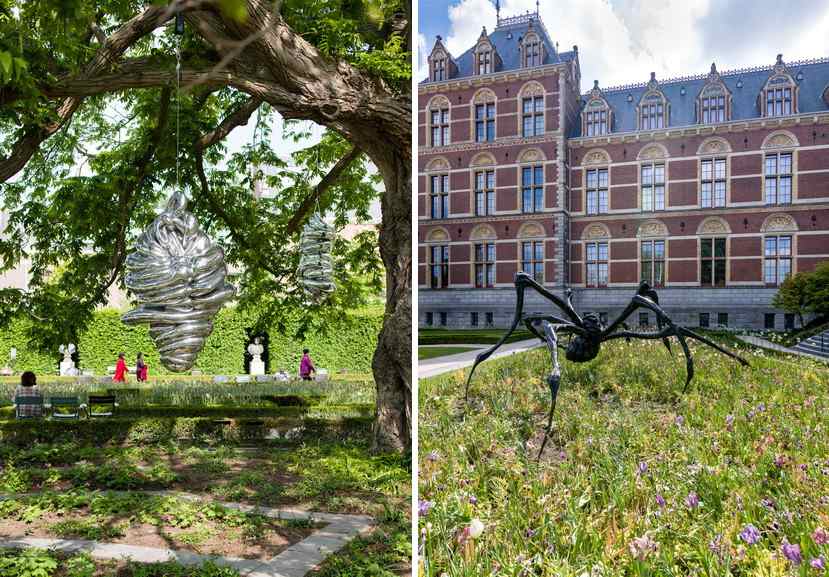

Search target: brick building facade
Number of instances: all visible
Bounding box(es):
[418,9,829,330]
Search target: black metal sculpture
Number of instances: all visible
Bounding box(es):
[465,272,750,457]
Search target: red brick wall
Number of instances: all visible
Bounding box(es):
[668,238,696,258]
[731,237,761,257]
[731,259,762,282]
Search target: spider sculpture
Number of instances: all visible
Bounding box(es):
[465,272,750,457]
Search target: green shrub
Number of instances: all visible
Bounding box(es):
[0,305,383,375]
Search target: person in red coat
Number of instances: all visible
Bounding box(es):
[113,352,128,382]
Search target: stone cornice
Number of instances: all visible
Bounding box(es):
[568,112,829,148]
[419,63,566,95]
[569,203,829,223]
[419,132,562,156]
[421,211,565,227]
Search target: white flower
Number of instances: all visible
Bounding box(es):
[468,518,485,538]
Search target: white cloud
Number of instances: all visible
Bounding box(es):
[445,0,498,57]
[417,33,430,81]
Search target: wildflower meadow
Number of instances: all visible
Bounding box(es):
[419,338,829,576]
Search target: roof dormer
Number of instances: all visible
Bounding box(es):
[761,54,797,117]
[520,19,546,68]
[697,62,731,124]
[427,35,457,82]
[583,80,612,136]
[638,72,669,130]
[474,27,502,76]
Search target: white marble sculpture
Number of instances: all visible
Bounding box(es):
[59,343,78,376]
[248,337,265,376]
[0,347,15,376]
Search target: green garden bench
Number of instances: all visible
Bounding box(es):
[14,395,45,419]
[87,394,117,418]
[50,396,81,420]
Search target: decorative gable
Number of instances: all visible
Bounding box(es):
[427,36,457,82]
[473,27,502,75]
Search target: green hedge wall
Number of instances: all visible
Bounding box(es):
[0,306,383,376]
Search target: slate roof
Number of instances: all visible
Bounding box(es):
[421,13,574,84]
[572,57,829,137]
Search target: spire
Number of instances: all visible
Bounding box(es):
[536,0,540,16]
[710,62,717,74]
[495,0,500,23]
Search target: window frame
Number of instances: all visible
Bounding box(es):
[764,151,793,205]
[477,50,492,75]
[429,107,450,147]
[429,173,450,219]
[763,235,793,286]
[521,164,544,213]
[521,240,544,283]
[640,162,666,212]
[700,236,727,287]
[429,244,449,289]
[521,95,544,137]
[585,241,609,288]
[474,102,496,143]
[585,168,609,215]
[474,169,496,216]
[432,58,445,82]
[700,92,726,124]
[640,239,666,288]
[473,242,496,288]
[764,84,794,117]
[700,157,727,208]
[524,39,541,67]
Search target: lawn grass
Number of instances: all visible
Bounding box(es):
[419,338,829,576]
[419,328,533,346]
[419,346,480,360]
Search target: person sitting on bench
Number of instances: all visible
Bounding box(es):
[14,371,43,418]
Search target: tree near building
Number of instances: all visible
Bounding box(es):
[772,272,810,328]
[0,0,411,452]
[805,262,829,319]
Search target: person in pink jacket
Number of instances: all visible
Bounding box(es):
[299,349,316,381]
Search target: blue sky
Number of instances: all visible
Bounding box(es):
[418,0,829,90]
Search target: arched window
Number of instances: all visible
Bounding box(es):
[470,225,497,289]
[472,88,496,143]
[474,28,500,75]
[761,54,797,117]
[698,63,730,124]
[519,82,545,138]
[518,148,546,213]
[583,81,611,136]
[637,221,668,287]
[581,224,610,288]
[638,73,668,130]
[424,157,450,219]
[522,29,543,67]
[427,95,450,148]
[425,228,451,289]
[470,153,497,216]
[518,223,545,283]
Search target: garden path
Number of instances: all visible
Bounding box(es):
[0,491,373,577]
[738,334,829,363]
[418,339,542,379]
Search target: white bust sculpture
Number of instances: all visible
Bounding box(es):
[248,337,265,376]
[59,343,78,376]
[0,347,14,376]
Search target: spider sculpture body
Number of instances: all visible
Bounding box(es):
[465,272,750,457]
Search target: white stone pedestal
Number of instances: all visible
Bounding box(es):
[249,358,265,376]
[59,359,76,376]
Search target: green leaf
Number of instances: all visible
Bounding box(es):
[218,0,248,23]
[0,50,12,76]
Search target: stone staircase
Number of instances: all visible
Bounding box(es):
[794,328,829,358]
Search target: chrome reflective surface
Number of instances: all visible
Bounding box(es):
[298,214,335,302]
[122,191,235,372]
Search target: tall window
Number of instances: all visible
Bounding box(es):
[475,170,495,216]
[640,101,664,129]
[470,312,478,327]
[430,174,449,219]
[701,158,726,208]
[585,241,608,287]
[766,86,793,116]
[522,96,544,137]
[701,94,726,123]
[521,165,544,213]
[474,243,495,288]
[765,152,792,205]
[641,163,665,211]
[586,168,608,215]
[764,235,792,285]
[432,59,445,81]
[430,108,449,147]
[640,240,665,287]
[429,245,449,289]
[478,51,491,75]
[700,237,726,287]
[475,103,495,142]
[521,241,543,282]
[524,41,541,67]
[585,108,608,136]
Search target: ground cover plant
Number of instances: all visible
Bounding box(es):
[419,347,480,360]
[419,339,829,576]
[420,329,533,346]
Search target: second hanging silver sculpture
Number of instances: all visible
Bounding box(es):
[298,214,336,302]
[122,191,236,372]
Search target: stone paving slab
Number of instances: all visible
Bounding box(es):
[0,491,374,577]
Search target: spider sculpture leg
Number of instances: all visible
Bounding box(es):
[536,320,561,459]
[604,293,749,392]
[464,272,585,402]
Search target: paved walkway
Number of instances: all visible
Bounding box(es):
[0,491,373,577]
[738,334,829,363]
[418,338,542,379]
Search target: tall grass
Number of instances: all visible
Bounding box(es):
[419,339,829,576]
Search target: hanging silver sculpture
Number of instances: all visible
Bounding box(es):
[298,214,335,302]
[122,191,235,372]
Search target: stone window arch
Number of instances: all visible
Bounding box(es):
[426,95,451,148]
[519,81,546,138]
[760,213,798,233]
[426,227,451,243]
[638,72,669,130]
[517,222,546,239]
[581,223,611,240]
[696,137,732,156]
[697,216,731,235]
[761,54,797,117]
[583,81,612,136]
[761,129,799,150]
[469,224,498,241]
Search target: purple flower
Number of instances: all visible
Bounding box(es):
[774,454,787,468]
[781,541,802,565]
[739,524,761,545]
[725,414,735,431]
[638,461,648,475]
[685,491,700,509]
[811,556,826,570]
[629,534,659,561]
[655,494,666,508]
[525,528,536,538]
[675,415,685,426]
[427,450,440,462]
[418,500,433,517]
[761,497,776,510]
[468,495,478,505]
[709,534,725,557]
[813,527,829,545]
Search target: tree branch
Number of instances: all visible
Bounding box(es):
[286,146,362,235]
[196,95,263,151]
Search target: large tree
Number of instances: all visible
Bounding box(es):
[0,0,411,451]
